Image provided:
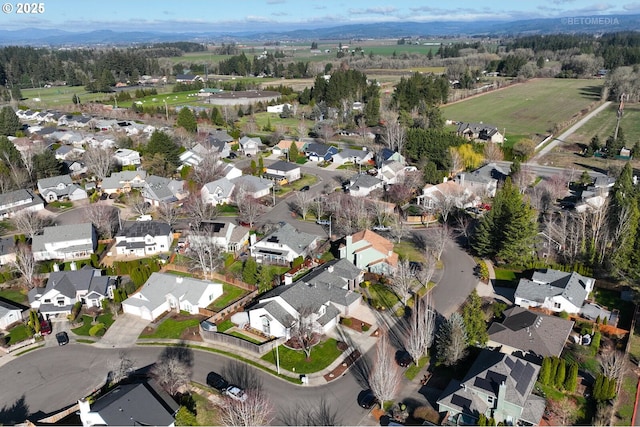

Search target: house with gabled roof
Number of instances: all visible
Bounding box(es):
[346,174,384,197]
[456,122,504,143]
[238,136,264,157]
[0,236,16,266]
[32,223,97,261]
[247,270,363,338]
[188,221,250,254]
[488,306,574,359]
[250,223,319,265]
[142,175,188,207]
[28,266,116,316]
[305,142,338,162]
[331,148,374,165]
[37,174,88,202]
[377,160,405,184]
[437,350,544,426]
[115,221,172,257]
[264,160,301,184]
[286,258,364,290]
[0,298,27,330]
[230,175,273,199]
[272,139,306,158]
[454,162,508,198]
[0,189,44,219]
[121,272,223,321]
[376,148,405,167]
[201,177,235,206]
[416,180,475,211]
[514,269,595,314]
[78,380,179,427]
[339,229,398,274]
[175,74,203,83]
[101,170,147,195]
[113,148,141,166]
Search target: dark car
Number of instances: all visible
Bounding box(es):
[99,193,108,200]
[40,320,52,335]
[300,185,310,192]
[227,152,237,159]
[396,350,413,367]
[55,331,69,346]
[357,389,378,409]
[206,372,229,391]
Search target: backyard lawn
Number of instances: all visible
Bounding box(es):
[0,288,28,305]
[367,282,400,310]
[393,240,425,263]
[140,317,200,339]
[71,313,115,336]
[208,283,247,311]
[229,331,262,344]
[261,337,342,374]
[6,323,32,345]
[592,288,635,329]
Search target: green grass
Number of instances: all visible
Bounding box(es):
[615,375,637,425]
[216,319,234,332]
[535,382,565,401]
[228,331,262,344]
[404,356,430,380]
[71,313,115,336]
[165,269,195,278]
[442,78,604,136]
[6,323,32,345]
[0,288,28,305]
[48,201,73,209]
[218,204,239,214]
[191,390,219,426]
[208,283,247,311]
[493,268,518,281]
[140,317,200,339]
[21,85,142,109]
[237,111,307,134]
[393,240,425,263]
[76,339,97,344]
[261,338,342,374]
[565,103,640,147]
[593,288,635,329]
[368,282,401,310]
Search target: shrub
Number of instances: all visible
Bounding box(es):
[559,311,569,319]
[478,261,490,281]
[341,317,352,327]
[413,406,440,424]
[337,341,348,351]
[292,256,304,269]
[362,324,370,332]
[70,302,82,322]
[591,331,601,356]
[492,302,507,318]
[89,323,105,337]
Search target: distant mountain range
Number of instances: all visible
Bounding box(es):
[1,14,638,46]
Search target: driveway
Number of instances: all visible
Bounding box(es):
[96,314,149,348]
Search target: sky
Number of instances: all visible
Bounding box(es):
[0,0,637,32]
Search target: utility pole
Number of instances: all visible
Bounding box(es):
[614,93,626,141]
[164,99,169,122]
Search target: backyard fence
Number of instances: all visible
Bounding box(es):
[199,325,285,356]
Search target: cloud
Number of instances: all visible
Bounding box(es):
[566,2,615,13]
[348,7,398,15]
[244,15,274,23]
[266,0,285,3]
[552,0,577,4]
[271,11,288,17]
[623,2,640,10]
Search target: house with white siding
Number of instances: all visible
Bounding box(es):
[32,223,97,261]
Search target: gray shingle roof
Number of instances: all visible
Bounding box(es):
[118,220,171,238]
[0,189,43,215]
[259,279,360,314]
[515,269,591,308]
[0,236,15,257]
[37,174,73,190]
[255,223,318,253]
[32,223,95,253]
[461,163,508,184]
[267,160,300,172]
[143,175,183,203]
[349,173,382,189]
[297,258,362,289]
[230,175,273,193]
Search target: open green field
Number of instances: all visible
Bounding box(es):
[441,79,604,137]
[565,102,640,146]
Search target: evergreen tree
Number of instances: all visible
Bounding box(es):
[593,374,605,401]
[461,290,488,345]
[72,94,81,105]
[608,163,639,277]
[250,160,257,175]
[591,331,601,356]
[32,150,62,180]
[210,107,224,126]
[288,142,300,162]
[146,130,181,169]
[242,257,258,285]
[554,358,566,389]
[539,357,552,385]
[0,136,24,168]
[564,362,578,392]
[0,106,20,136]
[364,95,380,126]
[550,357,560,385]
[258,156,264,174]
[176,107,197,133]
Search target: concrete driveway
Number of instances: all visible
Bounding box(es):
[97,314,149,348]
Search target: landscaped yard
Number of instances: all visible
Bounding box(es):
[0,288,28,305]
[393,240,425,263]
[140,316,200,339]
[216,319,234,332]
[493,268,520,287]
[71,313,115,336]
[191,390,219,426]
[208,283,248,311]
[367,282,400,311]
[229,331,262,344]
[261,338,342,374]
[592,288,635,329]
[6,323,32,345]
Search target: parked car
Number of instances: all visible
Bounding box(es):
[372,225,391,231]
[55,331,69,346]
[316,219,331,225]
[227,152,237,159]
[395,350,413,367]
[99,193,108,200]
[40,320,52,335]
[206,372,229,391]
[300,185,310,192]
[357,389,378,409]
[223,385,247,402]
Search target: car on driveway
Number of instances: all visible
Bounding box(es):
[372,225,391,231]
[316,219,331,225]
[206,372,229,391]
[395,350,413,367]
[55,331,69,346]
[223,385,247,402]
[357,389,378,409]
[40,320,52,335]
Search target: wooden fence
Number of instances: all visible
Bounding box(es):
[203,289,259,324]
[199,325,285,356]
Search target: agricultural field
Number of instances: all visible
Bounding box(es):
[19,86,137,109]
[441,78,604,138]
[563,102,640,146]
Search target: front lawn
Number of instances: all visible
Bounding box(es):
[191,390,219,426]
[218,204,239,214]
[493,268,520,288]
[48,201,73,209]
[71,313,115,336]
[393,241,425,263]
[261,338,342,374]
[367,282,400,310]
[0,288,28,305]
[140,317,200,339]
[404,356,430,380]
[208,283,247,311]
[6,323,32,345]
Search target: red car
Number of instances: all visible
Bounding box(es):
[40,320,52,335]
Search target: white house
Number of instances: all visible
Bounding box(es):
[264,161,301,184]
[266,103,292,114]
[188,221,250,254]
[122,272,223,321]
[514,269,595,314]
[416,180,475,211]
[377,160,406,184]
[32,223,97,261]
[113,148,142,166]
[37,174,88,202]
[250,223,319,265]
[0,300,25,330]
[230,175,273,199]
[201,178,235,206]
[114,221,173,257]
[238,136,264,156]
[346,174,384,197]
[331,148,373,166]
[454,163,508,198]
[0,189,45,219]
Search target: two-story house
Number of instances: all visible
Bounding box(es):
[142,176,188,207]
[101,170,147,195]
[32,223,97,261]
[114,221,173,257]
[37,174,88,202]
[250,223,319,265]
[201,178,235,206]
[0,189,45,219]
[264,161,301,184]
[346,174,384,197]
[454,163,508,198]
[113,148,142,167]
[238,136,264,157]
[339,229,398,274]
[187,221,250,254]
[514,269,595,314]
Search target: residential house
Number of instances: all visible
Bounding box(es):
[78,380,179,427]
[0,189,45,219]
[142,175,188,207]
[272,139,306,158]
[0,237,16,266]
[230,175,273,199]
[304,142,338,162]
[188,221,250,254]
[201,178,235,206]
[514,269,595,314]
[331,148,374,166]
[416,180,475,211]
[487,306,575,359]
[264,161,301,184]
[377,160,405,185]
[113,148,141,166]
[456,122,505,143]
[122,272,223,321]
[114,221,172,257]
[238,136,264,156]
[101,170,147,195]
[221,162,242,180]
[0,299,26,330]
[37,174,88,202]
[266,103,292,114]
[179,133,233,167]
[32,223,97,261]
[28,267,116,316]
[54,145,84,161]
[346,174,384,197]
[576,175,616,212]
[63,159,88,177]
[376,148,405,167]
[250,223,319,265]
[247,275,363,338]
[437,349,544,426]
[339,229,398,274]
[286,258,364,291]
[454,163,508,198]
[175,74,203,83]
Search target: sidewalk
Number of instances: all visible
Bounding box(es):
[474,259,513,305]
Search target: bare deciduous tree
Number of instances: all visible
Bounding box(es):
[290,306,322,359]
[234,184,264,228]
[184,194,218,229]
[391,259,416,306]
[383,116,406,154]
[427,225,451,261]
[599,351,626,381]
[108,350,135,385]
[369,328,401,404]
[313,195,328,221]
[483,142,504,163]
[217,390,275,427]
[293,191,314,221]
[157,202,180,229]
[150,346,193,397]
[279,397,340,426]
[388,215,408,244]
[404,294,436,367]
[189,151,226,188]
[436,312,468,366]
[187,229,224,280]
[84,204,119,239]
[415,251,437,287]
[83,146,114,181]
[126,192,151,216]
[11,210,46,240]
[10,243,38,289]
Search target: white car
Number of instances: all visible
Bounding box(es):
[372,225,391,231]
[223,385,247,402]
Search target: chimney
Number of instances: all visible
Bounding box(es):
[53,263,60,272]
[327,265,334,273]
[496,381,507,412]
[284,273,293,285]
